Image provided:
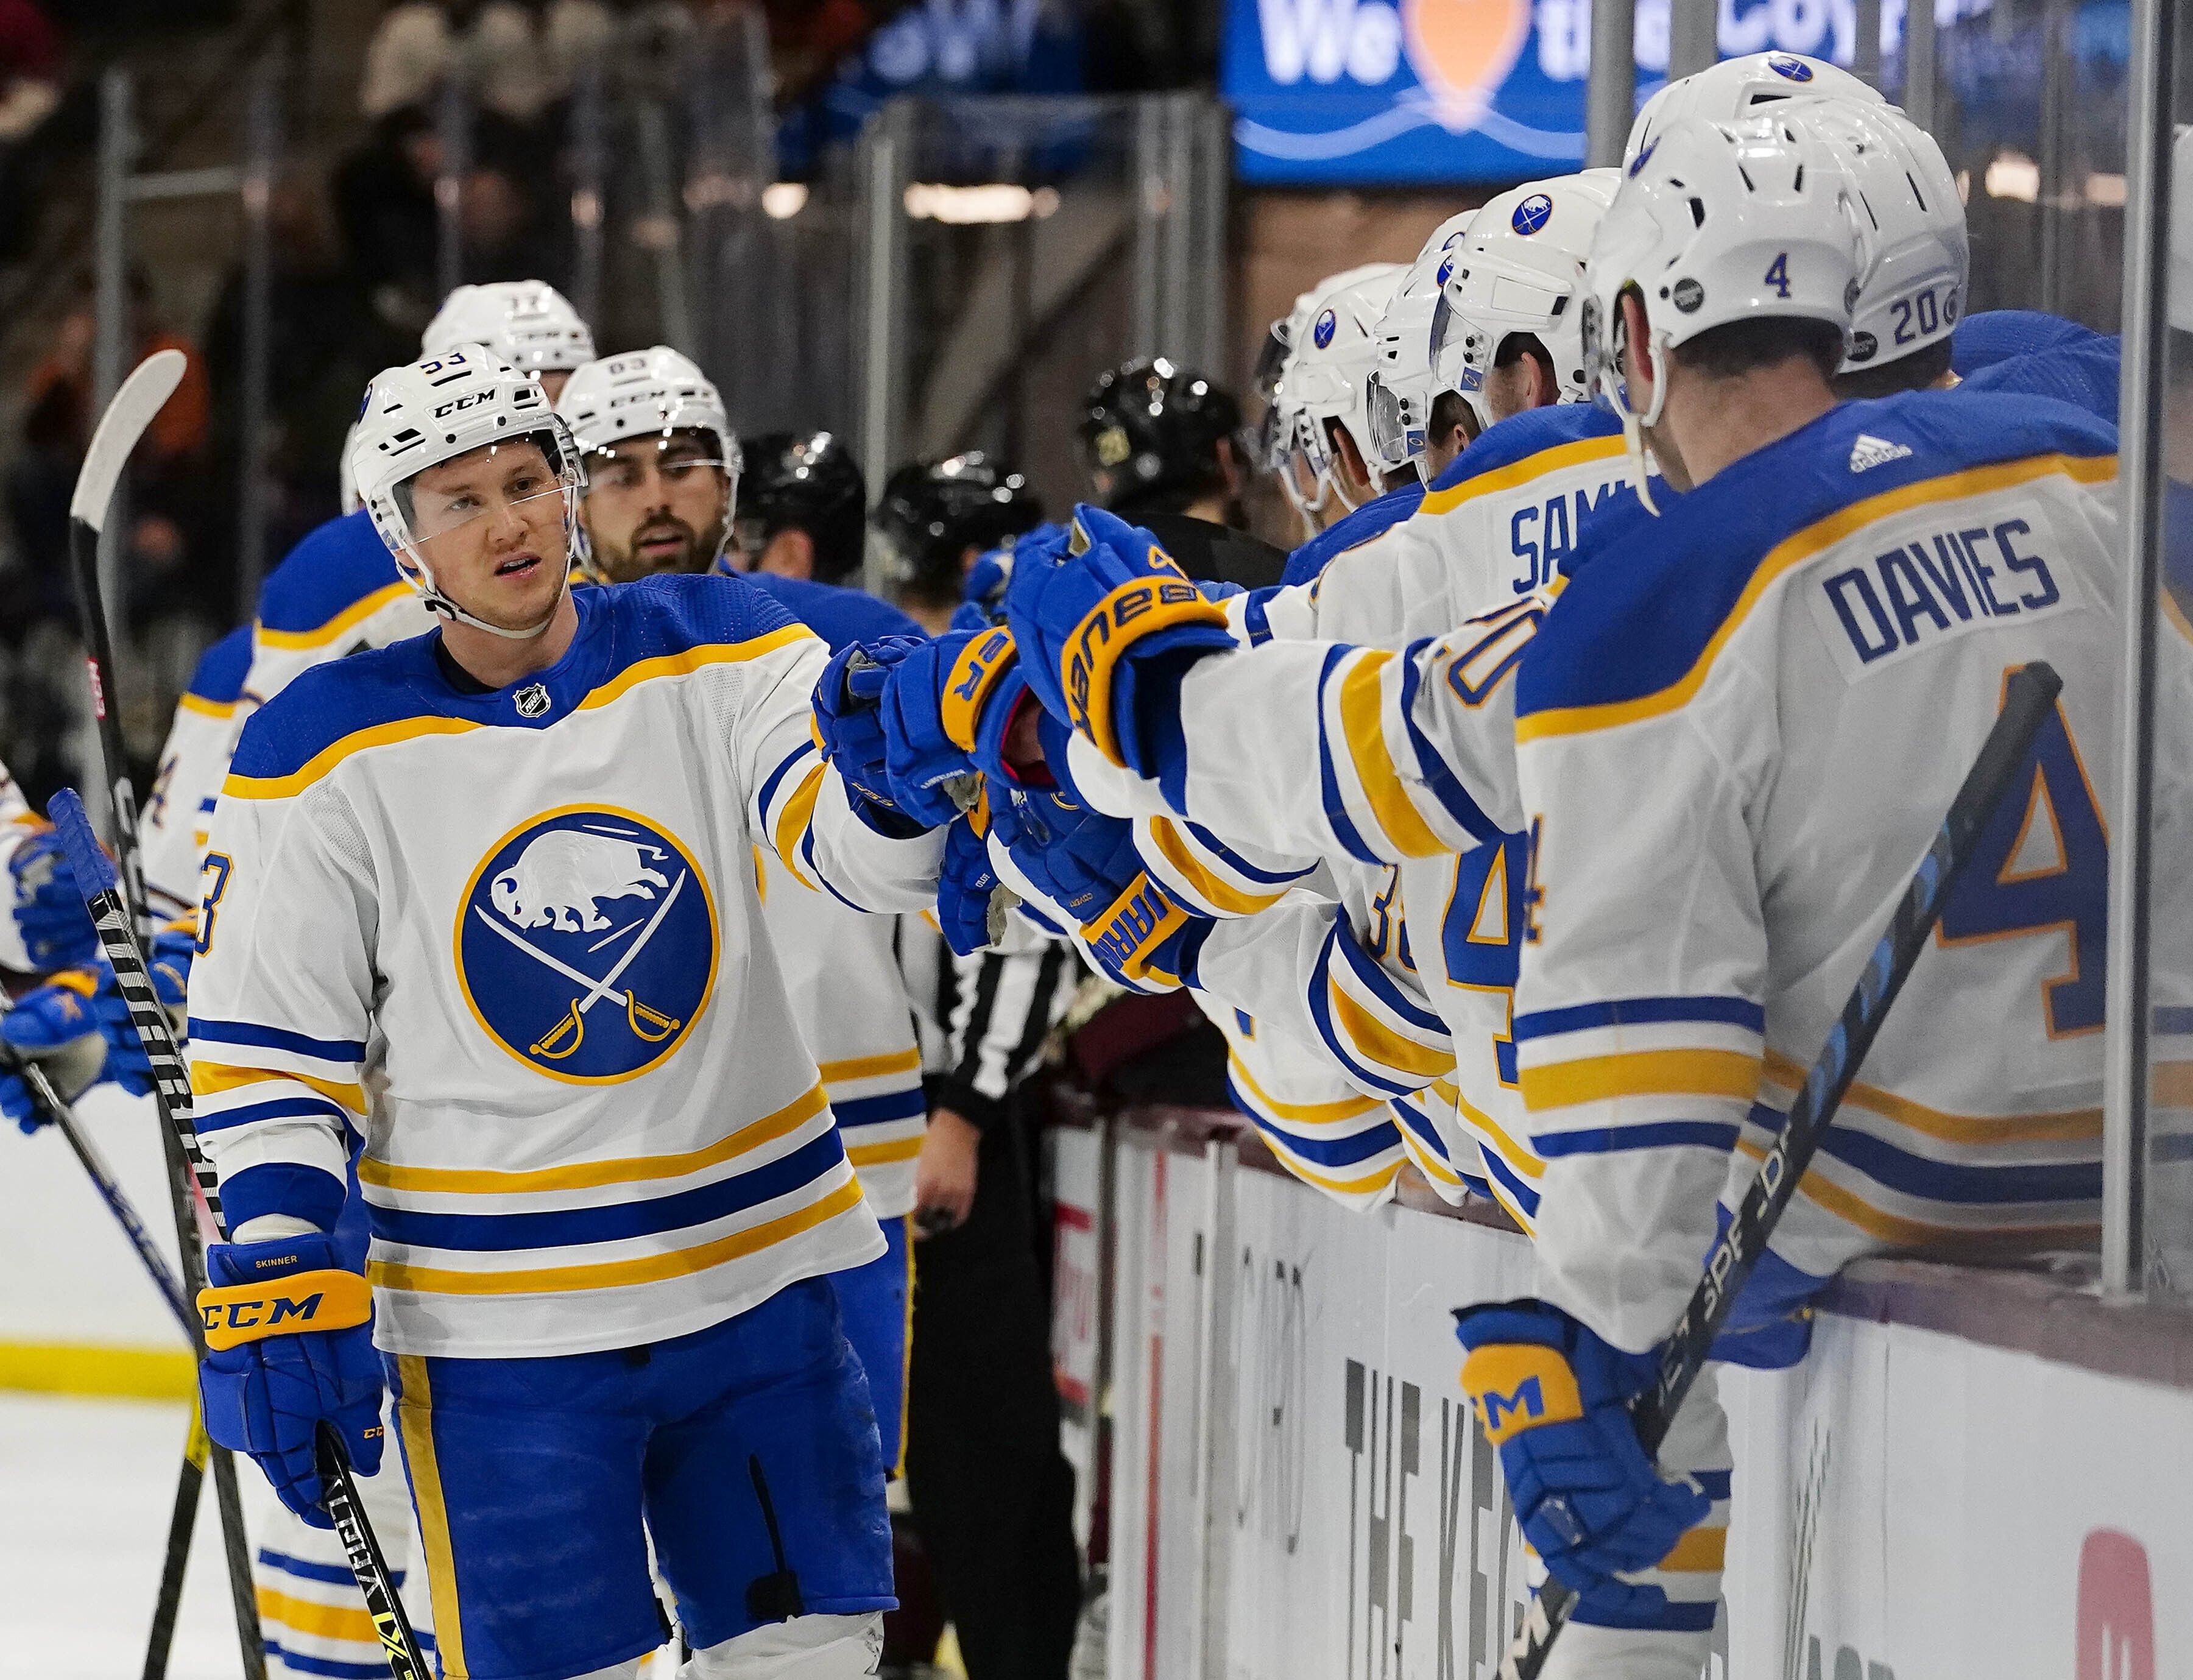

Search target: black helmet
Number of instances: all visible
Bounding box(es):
[872,453,1044,600]
[1076,358,1245,518]
[733,431,867,585]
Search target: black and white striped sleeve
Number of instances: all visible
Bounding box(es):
[916,928,1076,1131]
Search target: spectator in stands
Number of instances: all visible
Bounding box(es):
[0,0,60,259]
[359,0,454,121]
[203,169,414,548]
[6,270,211,635]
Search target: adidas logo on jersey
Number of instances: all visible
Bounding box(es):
[1848,434,1913,473]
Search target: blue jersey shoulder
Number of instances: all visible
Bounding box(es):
[1282,483,1424,587]
[187,625,255,706]
[255,509,401,635]
[1960,333,2119,428]
[741,570,922,651]
[1949,309,2098,378]
[230,633,446,781]
[1425,401,1622,496]
[1519,389,2116,721]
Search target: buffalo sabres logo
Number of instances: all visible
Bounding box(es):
[455,806,717,1082]
[1510,192,1553,236]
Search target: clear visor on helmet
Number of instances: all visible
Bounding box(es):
[1251,320,1292,401]
[1255,401,1287,473]
[581,430,737,510]
[396,433,579,556]
[1365,372,1418,471]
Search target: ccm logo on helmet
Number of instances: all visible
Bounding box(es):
[434,390,496,421]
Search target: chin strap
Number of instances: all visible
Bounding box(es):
[1608,331,1672,520]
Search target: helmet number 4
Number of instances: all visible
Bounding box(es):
[1764,252,1792,300]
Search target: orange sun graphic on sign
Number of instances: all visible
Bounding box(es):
[1404,0,1534,121]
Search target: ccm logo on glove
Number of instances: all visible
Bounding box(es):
[1461,1343,1584,1444]
[198,1268,372,1350]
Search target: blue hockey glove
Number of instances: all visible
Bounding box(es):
[9,824,99,970]
[1001,506,1235,782]
[94,924,192,1098]
[0,971,108,1132]
[1454,1300,1709,1615]
[198,1230,383,1528]
[936,807,1004,957]
[882,626,1039,828]
[991,715,1210,990]
[813,635,930,833]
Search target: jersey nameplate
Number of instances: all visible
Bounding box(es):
[1806,496,2080,682]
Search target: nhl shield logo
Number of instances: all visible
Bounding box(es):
[455,806,718,1082]
[514,683,552,719]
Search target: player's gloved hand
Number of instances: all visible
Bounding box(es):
[197,1230,381,1528]
[935,806,1006,957]
[813,635,930,835]
[1001,506,1235,782]
[881,627,1037,828]
[991,715,1210,990]
[95,924,193,1098]
[0,971,108,1132]
[1453,1300,1709,1612]
[9,824,99,970]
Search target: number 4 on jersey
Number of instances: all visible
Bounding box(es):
[1935,685,2106,1036]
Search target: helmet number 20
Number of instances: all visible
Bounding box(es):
[1891,288,1944,345]
[1764,252,1792,299]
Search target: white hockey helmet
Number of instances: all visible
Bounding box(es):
[1252,287,1324,473]
[337,413,365,516]
[1624,51,1886,170]
[1806,100,1967,375]
[422,281,596,375]
[556,347,743,577]
[1364,208,1478,473]
[1582,110,1864,507]
[348,342,585,637]
[1274,261,1406,520]
[1428,169,1620,434]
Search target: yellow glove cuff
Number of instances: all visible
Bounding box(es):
[1081,872,1190,989]
[1460,1343,1584,1445]
[1058,562,1227,766]
[198,1268,372,1351]
[940,627,1019,752]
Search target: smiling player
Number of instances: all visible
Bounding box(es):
[186,342,942,1680]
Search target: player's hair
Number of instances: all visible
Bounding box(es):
[1493,331,1555,381]
[1428,389,1471,446]
[1670,314,1845,383]
[1832,337,1954,401]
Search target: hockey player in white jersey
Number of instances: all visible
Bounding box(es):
[188,343,942,1680]
[422,280,595,402]
[558,348,930,1472]
[1271,263,1407,535]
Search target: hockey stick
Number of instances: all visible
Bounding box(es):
[51,789,434,1680]
[62,350,268,1680]
[1491,660,2063,1679]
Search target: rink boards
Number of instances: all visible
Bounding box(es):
[1055,1111,2193,1680]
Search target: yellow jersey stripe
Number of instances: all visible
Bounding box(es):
[223,715,482,801]
[1327,978,1454,1079]
[1336,652,1447,859]
[1400,1128,1466,1185]
[1257,1130,1401,1197]
[177,692,238,720]
[847,1135,926,1168]
[1516,453,2119,744]
[370,1174,865,1296]
[1656,1525,1729,1573]
[1418,434,1628,518]
[1734,1134,2100,1248]
[576,624,816,714]
[1759,1049,2102,1144]
[191,1061,366,1115]
[819,1046,922,1084]
[1227,1056,1383,1124]
[255,1586,384,1645]
[360,1082,827,1195]
[396,1355,467,1679]
[1145,817,1290,916]
[1449,1083,1547,1181]
[1520,1048,1760,1112]
[255,581,415,652]
[771,759,827,892]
